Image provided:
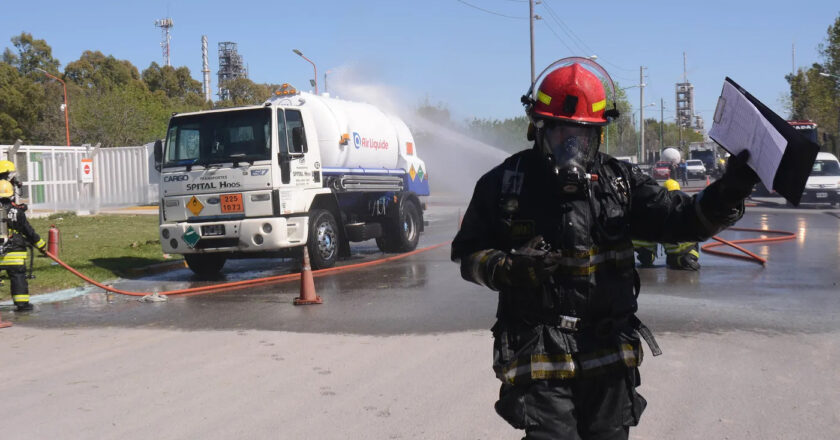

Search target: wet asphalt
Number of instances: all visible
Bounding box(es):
[6,179,840,337]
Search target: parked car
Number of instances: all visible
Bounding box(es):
[685,159,707,179]
[652,161,671,179]
[798,152,840,207]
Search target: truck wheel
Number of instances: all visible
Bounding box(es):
[184,254,227,278]
[384,199,421,253]
[307,209,339,269]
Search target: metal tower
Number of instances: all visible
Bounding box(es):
[201,36,211,102]
[675,52,695,130]
[217,42,247,100]
[154,18,174,67]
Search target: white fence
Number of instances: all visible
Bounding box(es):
[0,143,159,213]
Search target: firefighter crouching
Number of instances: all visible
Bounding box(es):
[0,180,46,312]
[451,57,758,439]
[633,179,701,270]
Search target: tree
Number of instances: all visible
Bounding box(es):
[2,32,60,75]
[142,62,202,100]
[0,62,44,143]
[65,51,142,90]
[786,12,840,155]
[216,78,273,107]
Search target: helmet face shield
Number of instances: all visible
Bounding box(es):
[540,121,600,170]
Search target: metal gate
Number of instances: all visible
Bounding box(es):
[0,143,158,213]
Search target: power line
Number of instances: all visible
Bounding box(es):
[541,0,635,72]
[455,0,527,19]
[539,20,577,55]
[539,3,590,55]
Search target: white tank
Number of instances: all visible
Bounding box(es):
[661,147,681,165]
[293,93,416,170]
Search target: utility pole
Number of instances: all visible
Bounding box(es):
[639,66,646,164]
[529,0,536,84]
[660,97,664,148]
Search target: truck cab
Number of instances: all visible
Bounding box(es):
[155,89,429,276]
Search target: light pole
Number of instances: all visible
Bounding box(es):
[659,98,665,149]
[35,68,70,146]
[819,71,840,79]
[292,49,318,95]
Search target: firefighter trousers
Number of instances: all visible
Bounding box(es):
[495,368,646,440]
[1,263,29,306]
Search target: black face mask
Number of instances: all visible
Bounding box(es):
[538,122,600,194]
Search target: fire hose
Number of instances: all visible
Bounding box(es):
[702,227,796,265]
[38,241,451,298]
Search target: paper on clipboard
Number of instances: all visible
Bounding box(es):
[708,80,787,191]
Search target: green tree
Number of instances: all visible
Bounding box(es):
[0,62,44,143]
[65,51,142,90]
[142,62,203,100]
[216,78,273,107]
[786,12,840,155]
[2,32,61,75]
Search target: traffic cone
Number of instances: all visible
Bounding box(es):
[294,246,322,305]
[0,310,12,329]
[705,175,711,187]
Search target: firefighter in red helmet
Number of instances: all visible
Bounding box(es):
[452,57,759,439]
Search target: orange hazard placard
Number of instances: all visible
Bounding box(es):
[220,193,243,213]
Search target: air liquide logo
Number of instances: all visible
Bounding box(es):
[352,131,389,151]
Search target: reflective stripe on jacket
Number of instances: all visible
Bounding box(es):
[0,250,28,266]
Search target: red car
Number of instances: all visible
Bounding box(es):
[653,161,672,179]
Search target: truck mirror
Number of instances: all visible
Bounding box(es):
[153,139,163,171]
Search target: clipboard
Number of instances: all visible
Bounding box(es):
[710,77,819,206]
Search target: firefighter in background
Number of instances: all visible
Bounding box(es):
[0,180,45,312]
[0,160,23,196]
[633,179,701,270]
[451,57,758,439]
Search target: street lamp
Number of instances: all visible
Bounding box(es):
[292,49,318,95]
[819,71,840,79]
[34,67,70,146]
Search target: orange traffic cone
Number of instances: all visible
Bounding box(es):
[0,310,12,329]
[294,246,322,305]
[705,175,711,187]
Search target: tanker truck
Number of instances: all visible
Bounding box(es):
[153,85,430,276]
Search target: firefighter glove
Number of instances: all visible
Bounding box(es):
[719,150,760,206]
[493,236,557,289]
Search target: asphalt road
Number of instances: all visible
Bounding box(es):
[2,191,839,439]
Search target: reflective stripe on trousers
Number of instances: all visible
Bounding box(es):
[498,343,641,385]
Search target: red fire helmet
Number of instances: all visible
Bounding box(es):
[532,63,608,125]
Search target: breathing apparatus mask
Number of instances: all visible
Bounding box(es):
[522,57,620,195]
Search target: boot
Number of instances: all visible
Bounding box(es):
[14,302,33,312]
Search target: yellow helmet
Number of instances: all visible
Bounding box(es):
[0,180,13,198]
[664,179,681,192]
[0,160,15,174]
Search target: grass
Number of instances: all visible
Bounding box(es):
[0,212,177,300]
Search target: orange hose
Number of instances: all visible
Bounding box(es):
[701,227,796,265]
[42,241,451,298]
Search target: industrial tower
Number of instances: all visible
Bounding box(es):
[217,42,247,101]
[675,53,695,130]
[201,36,211,102]
[154,18,174,67]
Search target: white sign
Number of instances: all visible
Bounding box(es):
[80,158,93,183]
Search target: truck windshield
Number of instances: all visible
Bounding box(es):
[163,108,271,168]
[811,160,840,176]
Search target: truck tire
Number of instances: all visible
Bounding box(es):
[377,199,420,253]
[184,253,227,278]
[307,209,339,269]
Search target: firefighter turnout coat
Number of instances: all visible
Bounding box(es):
[451,149,742,385]
[1,202,45,266]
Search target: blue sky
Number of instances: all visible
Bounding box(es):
[2,0,839,129]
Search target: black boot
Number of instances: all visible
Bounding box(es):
[14,302,33,312]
